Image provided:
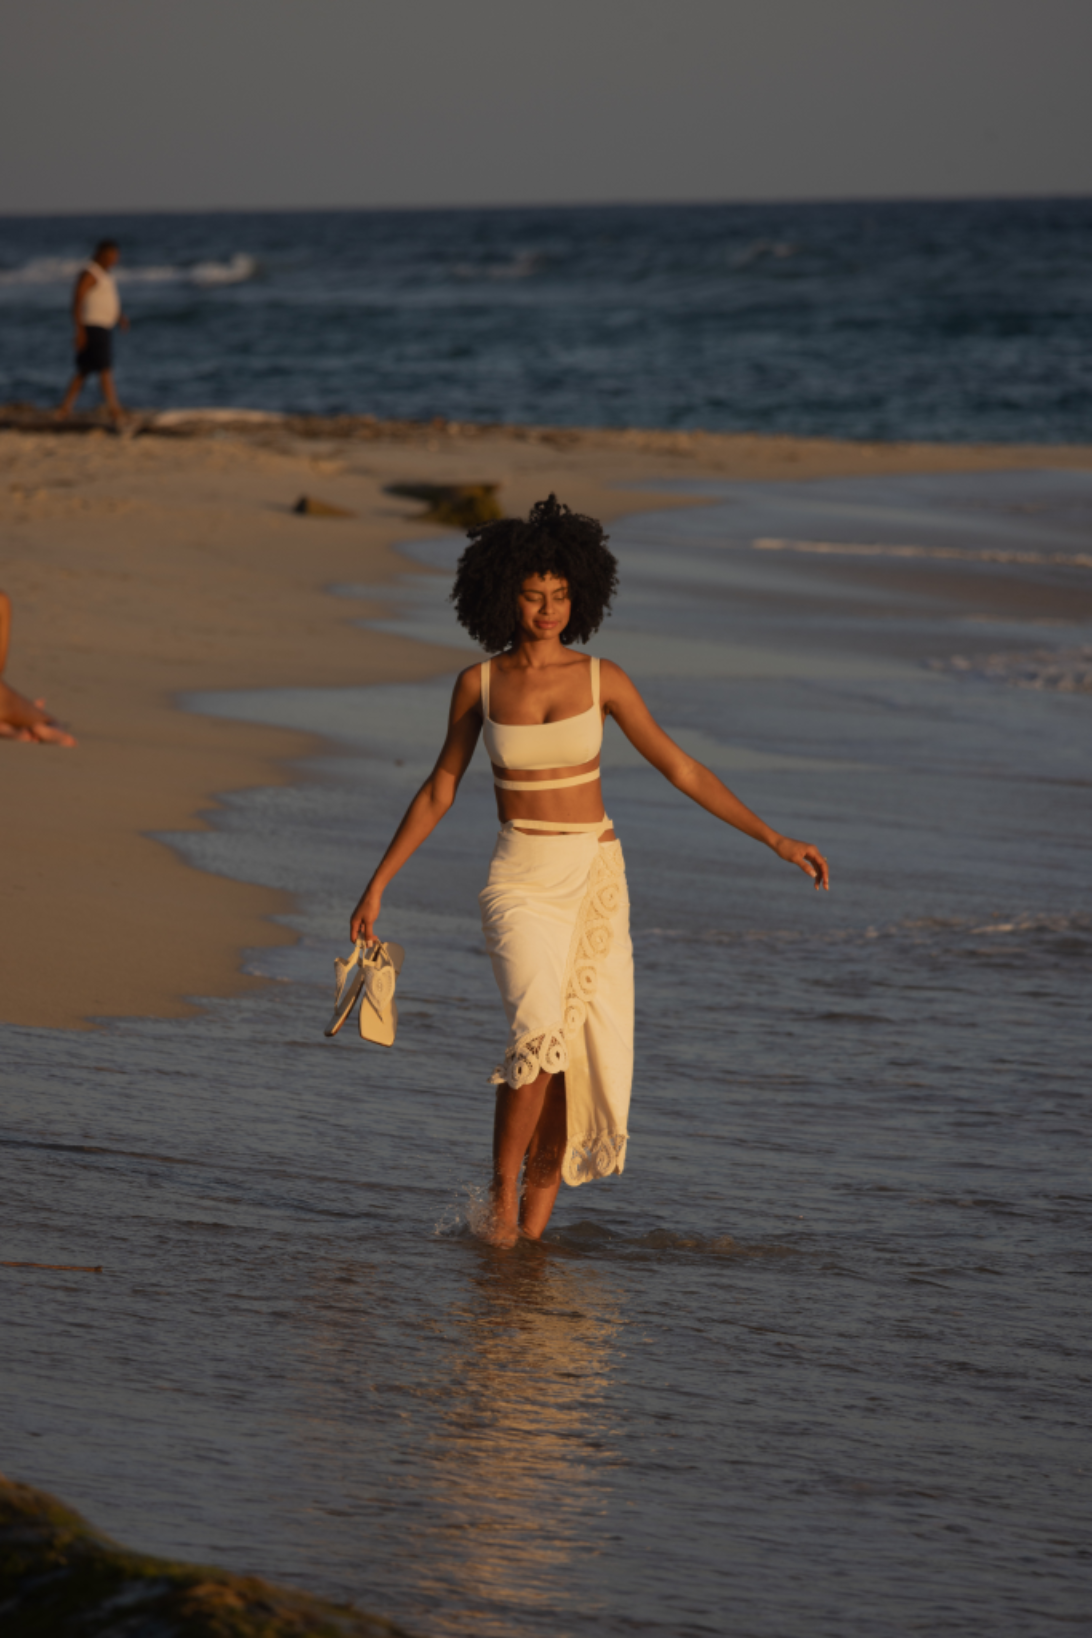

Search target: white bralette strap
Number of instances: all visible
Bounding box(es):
[493,766,600,791]
[591,654,600,708]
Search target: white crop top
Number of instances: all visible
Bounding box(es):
[482,656,603,791]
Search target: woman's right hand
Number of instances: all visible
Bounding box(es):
[350,882,383,945]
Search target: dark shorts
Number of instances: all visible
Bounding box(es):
[76,326,113,376]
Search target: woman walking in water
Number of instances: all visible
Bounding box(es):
[350,497,828,1245]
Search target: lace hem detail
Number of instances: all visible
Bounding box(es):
[560,845,624,1042]
[563,1131,628,1185]
[489,1025,569,1089]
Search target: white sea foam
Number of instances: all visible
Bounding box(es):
[730,239,798,268]
[640,908,1092,952]
[188,253,259,287]
[753,537,1092,570]
[0,255,87,287]
[927,646,1092,692]
[0,253,258,289]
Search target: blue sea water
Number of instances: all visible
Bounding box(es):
[2,470,1091,1636]
[2,197,1092,441]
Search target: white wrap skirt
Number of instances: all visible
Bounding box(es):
[479,822,634,1186]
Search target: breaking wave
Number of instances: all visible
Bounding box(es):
[753,537,1092,571]
[927,646,1092,692]
[639,909,1092,955]
[730,239,798,268]
[0,253,258,289]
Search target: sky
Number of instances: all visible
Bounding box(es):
[1,0,1090,214]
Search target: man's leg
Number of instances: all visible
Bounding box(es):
[99,369,124,424]
[56,373,86,417]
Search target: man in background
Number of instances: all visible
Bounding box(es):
[56,239,129,426]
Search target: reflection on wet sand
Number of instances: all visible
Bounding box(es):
[289,1244,624,1637]
[420,1247,624,1634]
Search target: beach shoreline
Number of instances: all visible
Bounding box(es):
[3,416,1090,1031]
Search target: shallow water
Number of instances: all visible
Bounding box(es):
[3,471,1091,1635]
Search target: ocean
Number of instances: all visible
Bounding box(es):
[2,197,1092,442]
[2,467,1090,1635]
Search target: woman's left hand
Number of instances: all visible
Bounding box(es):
[773,836,829,891]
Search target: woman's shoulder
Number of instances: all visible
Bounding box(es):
[594,656,637,712]
[453,661,487,703]
[596,655,631,684]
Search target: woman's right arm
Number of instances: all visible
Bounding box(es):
[349,665,483,943]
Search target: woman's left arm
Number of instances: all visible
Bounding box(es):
[602,660,829,890]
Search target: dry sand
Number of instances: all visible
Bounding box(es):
[2,419,1090,1030]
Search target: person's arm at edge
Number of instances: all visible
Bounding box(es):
[349,664,484,942]
[0,590,11,677]
[601,658,829,889]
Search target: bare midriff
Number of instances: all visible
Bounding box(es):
[492,753,616,842]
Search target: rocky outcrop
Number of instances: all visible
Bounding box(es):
[384,482,501,529]
[0,1473,420,1637]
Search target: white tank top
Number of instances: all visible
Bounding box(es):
[482,656,603,789]
[80,262,121,328]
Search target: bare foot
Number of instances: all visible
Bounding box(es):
[0,682,77,747]
[480,1184,520,1248]
[27,718,78,747]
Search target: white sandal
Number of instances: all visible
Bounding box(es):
[324,939,404,1044]
[357,940,404,1048]
[325,939,369,1037]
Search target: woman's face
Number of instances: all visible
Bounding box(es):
[516,573,571,642]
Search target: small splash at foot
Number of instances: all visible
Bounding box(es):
[434,1181,519,1246]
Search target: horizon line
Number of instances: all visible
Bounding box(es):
[2,189,1091,221]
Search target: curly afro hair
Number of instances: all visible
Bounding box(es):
[450,494,619,653]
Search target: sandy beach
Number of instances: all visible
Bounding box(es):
[3,416,1091,1031]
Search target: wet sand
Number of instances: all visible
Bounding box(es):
[2,418,1090,1029]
